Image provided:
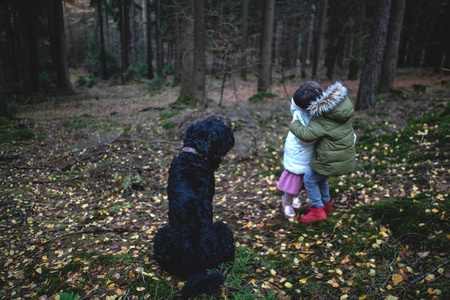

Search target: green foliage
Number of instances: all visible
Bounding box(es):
[75,75,88,87]
[57,292,80,300]
[39,71,57,93]
[83,38,121,78]
[390,87,409,98]
[0,122,34,142]
[248,91,278,102]
[354,193,449,251]
[413,83,427,94]
[124,65,143,83]
[147,76,164,91]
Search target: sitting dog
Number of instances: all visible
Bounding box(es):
[153,117,235,299]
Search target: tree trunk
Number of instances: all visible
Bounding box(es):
[119,0,130,79]
[173,0,181,84]
[280,0,298,70]
[378,0,406,92]
[146,0,154,79]
[325,0,338,80]
[348,1,365,80]
[155,0,163,77]
[312,0,327,81]
[23,4,39,93]
[130,0,136,64]
[51,0,72,91]
[192,0,206,106]
[96,0,108,79]
[0,56,10,118]
[240,0,249,80]
[356,0,392,110]
[300,0,314,78]
[179,0,194,100]
[257,0,275,93]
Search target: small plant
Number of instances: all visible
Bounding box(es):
[248,90,278,102]
[413,83,427,94]
[76,75,88,87]
[39,71,57,93]
[57,291,80,300]
[390,87,409,98]
[147,76,164,91]
[124,65,142,83]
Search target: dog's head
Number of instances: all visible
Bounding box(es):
[183,117,234,170]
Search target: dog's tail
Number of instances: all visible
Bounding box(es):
[181,271,225,299]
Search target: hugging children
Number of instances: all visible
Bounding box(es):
[278,81,356,224]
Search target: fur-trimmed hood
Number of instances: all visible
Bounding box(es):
[308,81,351,121]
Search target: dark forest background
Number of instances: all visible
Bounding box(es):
[0,0,449,117]
[1,1,450,299]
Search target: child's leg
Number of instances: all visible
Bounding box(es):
[281,193,296,218]
[282,193,294,205]
[300,169,327,223]
[318,177,330,204]
[303,169,326,208]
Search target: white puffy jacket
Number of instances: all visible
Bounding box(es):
[283,99,316,174]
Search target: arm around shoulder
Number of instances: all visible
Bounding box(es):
[289,120,318,142]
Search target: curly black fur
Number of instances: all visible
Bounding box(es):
[153,118,235,299]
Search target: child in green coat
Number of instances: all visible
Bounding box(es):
[290,81,356,223]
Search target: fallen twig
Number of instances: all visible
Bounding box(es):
[409,259,450,285]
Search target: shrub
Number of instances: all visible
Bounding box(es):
[39,71,57,93]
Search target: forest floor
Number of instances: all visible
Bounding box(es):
[1,69,449,300]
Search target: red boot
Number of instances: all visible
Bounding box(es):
[299,207,327,224]
[324,199,333,214]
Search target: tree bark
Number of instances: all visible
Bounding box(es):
[119,0,130,79]
[300,0,314,78]
[173,0,181,84]
[179,0,194,100]
[257,0,275,93]
[240,0,249,80]
[378,0,406,92]
[51,0,72,91]
[280,0,298,70]
[96,0,108,79]
[356,0,392,110]
[192,0,206,106]
[146,0,154,79]
[312,0,327,81]
[25,6,39,93]
[0,56,10,118]
[155,0,163,77]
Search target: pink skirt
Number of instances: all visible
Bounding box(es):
[277,170,305,195]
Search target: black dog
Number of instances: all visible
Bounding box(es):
[153,117,235,299]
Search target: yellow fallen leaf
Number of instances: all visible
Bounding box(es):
[299,278,308,284]
[425,274,435,281]
[246,221,253,228]
[392,274,403,286]
[36,267,42,274]
[136,287,145,291]
[116,288,122,295]
[270,269,276,276]
[284,282,292,288]
[340,255,350,264]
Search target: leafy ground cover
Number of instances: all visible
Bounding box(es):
[1,72,449,299]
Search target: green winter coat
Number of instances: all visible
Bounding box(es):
[289,81,356,176]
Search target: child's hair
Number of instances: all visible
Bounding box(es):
[293,81,323,110]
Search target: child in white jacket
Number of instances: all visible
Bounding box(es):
[277,82,322,218]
